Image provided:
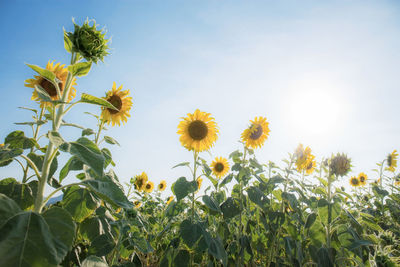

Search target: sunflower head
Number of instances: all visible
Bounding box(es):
[241,116,270,149]
[101,82,133,126]
[177,109,219,152]
[166,196,174,205]
[295,144,314,172]
[66,18,110,63]
[196,177,203,191]
[305,156,316,175]
[386,150,398,172]
[349,176,360,187]
[25,61,77,107]
[395,174,400,186]
[158,180,167,191]
[329,153,351,177]
[134,172,148,192]
[133,200,141,208]
[211,157,230,179]
[144,181,154,193]
[358,172,368,186]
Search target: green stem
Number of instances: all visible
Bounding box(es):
[95,120,105,145]
[327,174,332,252]
[41,182,82,209]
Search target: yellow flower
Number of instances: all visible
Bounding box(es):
[0,144,4,149]
[358,172,367,186]
[144,181,154,193]
[101,82,133,126]
[210,157,230,178]
[241,116,270,149]
[196,177,203,191]
[166,196,174,205]
[305,155,316,175]
[158,180,167,191]
[134,172,148,192]
[133,200,141,208]
[349,176,360,187]
[386,150,398,172]
[25,61,77,107]
[177,109,218,152]
[295,144,314,173]
[394,175,400,186]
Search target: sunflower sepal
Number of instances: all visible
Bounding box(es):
[80,93,118,111]
[68,61,92,77]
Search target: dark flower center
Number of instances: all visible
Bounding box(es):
[146,184,151,189]
[136,178,144,187]
[107,95,122,114]
[351,178,359,185]
[359,176,365,182]
[159,183,165,189]
[388,155,393,166]
[188,120,208,140]
[39,78,63,97]
[215,163,225,172]
[250,125,263,140]
[306,161,313,170]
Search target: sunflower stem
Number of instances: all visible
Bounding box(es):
[95,120,105,145]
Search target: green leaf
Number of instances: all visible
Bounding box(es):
[104,136,120,146]
[202,195,221,213]
[60,137,105,177]
[82,128,95,136]
[68,61,92,77]
[27,152,58,182]
[0,193,21,228]
[88,234,115,256]
[102,148,114,167]
[372,185,389,197]
[0,211,66,266]
[131,231,154,253]
[172,162,190,169]
[348,239,374,250]
[219,173,233,187]
[63,29,73,53]
[0,148,23,167]
[59,156,84,182]
[80,217,103,242]
[308,220,325,247]
[171,177,197,201]
[80,93,118,111]
[247,186,268,209]
[179,219,203,248]
[305,213,317,229]
[48,131,64,147]
[27,63,56,82]
[173,250,190,267]
[81,255,108,267]
[317,247,333,267]
[5,130,36,149]
[34,84,53,102]
[207,237,227,266]
[62,186,100,223]
[220,197,240,219]
[0,178,35,210]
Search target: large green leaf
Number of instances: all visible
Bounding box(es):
[27,152,58,181]
[0,178,35,210]
[179,219,203,248]
[220,197,240,219]
[80,216,103,241]
[60,137,104,176]
[171,177,197,201]
[173,250,190,267]
[62,186,100,223]
[27,63,56,81]
[0,211,66,266]
[88,234,115,256]
[80,93,118,111]
[5,131,37,149]
[59,156,84,182]
[0,193,21,228]
[202,195,221,213]
[247,186,268,209]
[317,198,341,225]
[307,220,325,247]
[68,61,92,77]
[0,147,23,167]
[207,236,227,266]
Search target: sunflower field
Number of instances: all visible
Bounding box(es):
[1,19,400,267]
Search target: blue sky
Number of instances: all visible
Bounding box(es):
[1,0,399,195]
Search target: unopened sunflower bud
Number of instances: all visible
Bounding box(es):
[329,153,351,177]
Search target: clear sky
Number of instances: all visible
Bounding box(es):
[1,0,399,195]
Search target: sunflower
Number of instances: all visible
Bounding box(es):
[211,157,230,179]
[177,109,218,152]
[101,82,133,126]
[144,181,154,193]
[133,200,142,208]
[25,61,77,107]
[305,155,316,175]
[158,180,167,191]
[0,144,4,149]
[349,176,360,187]
[330,153,351,177]
[166,196,174,205]
[358,172,367,186]
[134,172,148,192]
[196,177,203,191]
[241,116,270,149]
[386,150,398,172]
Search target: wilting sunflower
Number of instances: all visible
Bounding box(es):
[177,109,218,152]
[101,82,133,126]
[349,176,360,187]
[158,180,167,191]
[166,196,174,205]
[196,177,203,191]
[358,172,368,186]
[241,116,270,149]
[134,172,148,192]
[144,181,154,193]
[133,200,142,208]
[386,150,398,172]
[211,157,230,179]
[25,61,77,107]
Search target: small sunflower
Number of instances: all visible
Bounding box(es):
[158,180,167,191]
[241,116,270,149]
[196,177,203,191]
[133,200,142,208]
[295,144,313,172]
[25,61,77,107]
[177,109,219,152]
[305,155,316,175]
[210,157,230,179]
[134,172,148,192]
[358,172,368,186]
[166,196,174,205]
[349,176,360,187]
[144,181,154,193]
[386,150,398,172]
[101,82,133,126]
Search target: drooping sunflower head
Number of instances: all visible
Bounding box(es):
[133,200,141,208]
[166,196,174,205]
[358,172,368,186]
[101,82,133,126]
[329,153,351,177]
[177,109,219,152]
[158,180,167,191]
[211,157,230,179]
[386,150,398,172]
[25,61,77,107]
[144,182,154,193]
[349,176,360,187]
[196,177,203,191]
[134,172,148,192]
[241,116,270,149]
